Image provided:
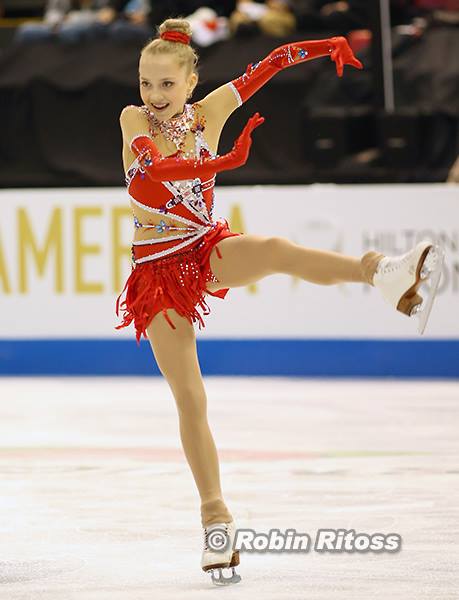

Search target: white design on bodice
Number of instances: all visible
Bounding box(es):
[162,126,217,224]
[163,177,210,224]
[126,105,221,264]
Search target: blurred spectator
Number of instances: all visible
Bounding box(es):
[98,0,151,41]
[97,0,299,42]
[14,0,109,44]
[412,0,459,24]
[105,0,237,26]
[13,0,151,45]
[104,0,239,45]
[185,7,231,47]
[228,0,296,37]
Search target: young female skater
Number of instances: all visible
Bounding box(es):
[115,18,444,586]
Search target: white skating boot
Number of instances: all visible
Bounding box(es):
[371,240,445,334]
[201,520,241,586]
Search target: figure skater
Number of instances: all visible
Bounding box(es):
[115,18,444,586]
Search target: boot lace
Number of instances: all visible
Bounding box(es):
[378,250,413,275]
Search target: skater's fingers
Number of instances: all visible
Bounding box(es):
[244,112,258,126]
[349,57,364,70]
[335,55,344,77]
[248,112,263,129]
[252,116,265,130]
[243,113,259,130]
[241,114,264,138]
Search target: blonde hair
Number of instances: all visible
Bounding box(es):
[141,18,199,82]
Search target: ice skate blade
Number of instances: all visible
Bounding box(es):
[396,244,433,316]
[210,566,241,586]
[417,246,445,335]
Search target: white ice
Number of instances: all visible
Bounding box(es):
[0,376,458,599]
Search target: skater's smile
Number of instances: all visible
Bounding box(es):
[139,54,197,123]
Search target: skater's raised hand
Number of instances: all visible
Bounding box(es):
[229,113,265,166]
[130,112,265,182]
[328,36,363,77]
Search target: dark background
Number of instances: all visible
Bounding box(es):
[0,1,458,187]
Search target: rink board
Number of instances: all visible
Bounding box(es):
[0,339,458,378]
[0,184,458,376]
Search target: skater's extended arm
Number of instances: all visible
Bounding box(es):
[127,112,264,182]
[199,36,363,123]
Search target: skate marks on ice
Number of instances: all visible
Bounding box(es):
[0,557,86,584]
[0,377,458,599]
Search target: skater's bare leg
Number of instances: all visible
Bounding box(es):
[146,309,232,527]
[206,234,384,291]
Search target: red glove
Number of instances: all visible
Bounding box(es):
[131,113,265,181]
[327,36,364,78]
[231,36,363,105]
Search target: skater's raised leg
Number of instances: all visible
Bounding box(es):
[206,234,383,287]
[206,235,443,329]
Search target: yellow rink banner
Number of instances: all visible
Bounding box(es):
[0,185,459,338]
[0,184,458,343]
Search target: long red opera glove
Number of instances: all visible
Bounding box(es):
[230,36,363,105]
[131,112,265,181]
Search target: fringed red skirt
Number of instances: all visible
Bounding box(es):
[115,218,241,346]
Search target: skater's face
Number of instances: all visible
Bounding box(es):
[139,54,197,122]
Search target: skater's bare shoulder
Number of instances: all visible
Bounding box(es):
[119,105,150,147]
[119,105,150,174]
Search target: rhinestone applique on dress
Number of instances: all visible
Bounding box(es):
[126,103,220,264]
[140,103,195,153]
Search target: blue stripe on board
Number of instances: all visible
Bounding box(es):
[0,339,458,377]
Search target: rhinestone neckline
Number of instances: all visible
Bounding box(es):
[141,103,194,155]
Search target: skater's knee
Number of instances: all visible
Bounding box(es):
[172,383,208,421]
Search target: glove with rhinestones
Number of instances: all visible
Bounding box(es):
[231,36,363,105]
[131,112,265,182]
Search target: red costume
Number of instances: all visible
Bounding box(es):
[115,36,362,345]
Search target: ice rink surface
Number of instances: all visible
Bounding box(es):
[0,376,458,599]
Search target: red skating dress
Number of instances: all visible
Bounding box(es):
[115,103,242,345]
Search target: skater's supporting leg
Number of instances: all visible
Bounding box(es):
[146,309,232,528]
[206,234,384,290]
